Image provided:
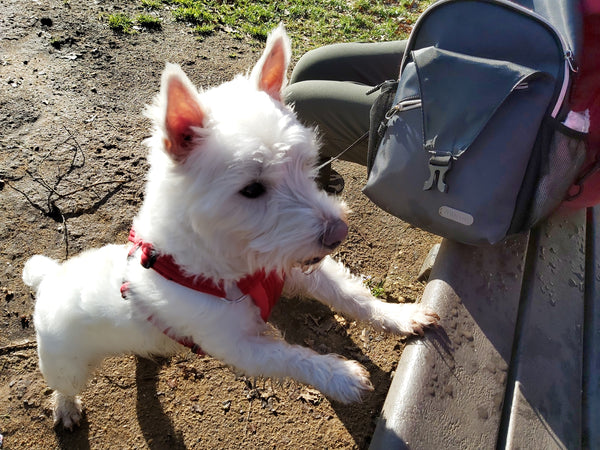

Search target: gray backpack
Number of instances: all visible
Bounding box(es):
[363,0,588,245]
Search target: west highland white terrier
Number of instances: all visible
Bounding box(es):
[23,25,439,430]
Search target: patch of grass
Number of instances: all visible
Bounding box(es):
[194,23,216,35]
[363,277,386,299]
[160,0,431,54]
[108,13,135,34]
[137,13,162,30]
[141,0,163,9]
[49,37,62,49]
[106,0,432,53]
[172,5,216,25]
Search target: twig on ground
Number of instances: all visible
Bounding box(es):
[0,340,37,356]
[62,125,86,170]
[8,126,130,258]
[4,181,48,215]
[244,397,254,435]
[57,179,129,198]
[59,208,69,257]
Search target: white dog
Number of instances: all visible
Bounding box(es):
[23,25,438,430]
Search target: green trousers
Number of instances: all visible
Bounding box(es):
[284,40,407,167]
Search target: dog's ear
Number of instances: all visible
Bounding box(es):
[160,64,206,162]
[250,24,291,103]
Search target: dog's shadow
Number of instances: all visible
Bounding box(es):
[270,296,394,448]
[135,356,186,450]
[55,415,91,450]
[129,297,398,449]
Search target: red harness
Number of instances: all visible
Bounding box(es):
[121,229,285,354]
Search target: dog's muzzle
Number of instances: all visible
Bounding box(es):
[320,219,348,250]
[301,219,349,267]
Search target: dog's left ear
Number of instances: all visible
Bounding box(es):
[160,63,206,162]
[250,24,291,103]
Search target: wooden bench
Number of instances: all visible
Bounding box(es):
[370,206,600,449]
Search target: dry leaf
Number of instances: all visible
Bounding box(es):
[297,388,322,405]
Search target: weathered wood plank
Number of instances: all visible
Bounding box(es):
[501,209,586,450]
[584,207,600,449]
[370,233,528,449]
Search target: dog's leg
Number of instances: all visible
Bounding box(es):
[201,332,373,403]
[38,345,97,430]
[284,256,439,336]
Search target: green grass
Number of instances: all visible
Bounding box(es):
[363,277,386,299]
[137,13,162,30]
[141,0,163,9]
[108,13,135,34]
[106,12,162,33]
[137,0,431,54]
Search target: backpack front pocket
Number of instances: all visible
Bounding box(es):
[364,47,556,244]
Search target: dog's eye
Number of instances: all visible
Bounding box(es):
[239,182,266,199]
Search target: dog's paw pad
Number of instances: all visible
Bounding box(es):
[53,394,83,431]
[408,307,440,336]
[325,358,373,404]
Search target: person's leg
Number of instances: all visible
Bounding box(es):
[285,40,407,170]
[285,80,373,166]
[289,40,407,85]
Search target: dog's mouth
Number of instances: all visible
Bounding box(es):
[303,256,323,266]
[293,255,325,273]
[295,218,348,269]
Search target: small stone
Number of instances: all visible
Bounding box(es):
[417,243,440,282]
[20,316,30,329]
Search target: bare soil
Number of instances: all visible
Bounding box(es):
[0,1,440,448]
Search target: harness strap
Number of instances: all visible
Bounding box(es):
[121,229,286,354]
[120,281,204,355]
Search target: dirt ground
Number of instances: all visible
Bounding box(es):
[0,0,440,448]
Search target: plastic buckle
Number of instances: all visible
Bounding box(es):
[423,154,452,193]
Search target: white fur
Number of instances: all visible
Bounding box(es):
[23,25,438,430]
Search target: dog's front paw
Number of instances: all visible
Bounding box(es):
[53,392,83,431]
[317,356,373,404]
[405,304,440,336]
[378,302,440,336]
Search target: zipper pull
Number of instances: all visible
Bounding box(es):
[365,81,386,96]
[365,79,397,96]
[384,99,422,120]
[565,50,578,73]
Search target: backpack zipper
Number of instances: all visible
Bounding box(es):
[498,0,578,118]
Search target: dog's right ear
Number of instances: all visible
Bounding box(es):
[250,24,291,103]
[160,64,206,162]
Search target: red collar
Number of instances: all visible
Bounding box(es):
[127,229,284,322]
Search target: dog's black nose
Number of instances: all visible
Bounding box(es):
[320,219,348,250]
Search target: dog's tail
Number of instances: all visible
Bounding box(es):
[22,255,60,290]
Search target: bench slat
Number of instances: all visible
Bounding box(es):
[500,209,586,449]
[584,207,600,448]
[370,234,528,449]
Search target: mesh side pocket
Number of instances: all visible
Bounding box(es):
[367,80,399,175]
[526,119,588,228]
